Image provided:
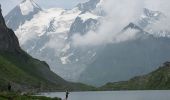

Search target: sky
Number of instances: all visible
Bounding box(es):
[0,0,88,16]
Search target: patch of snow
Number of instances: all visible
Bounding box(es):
[26,42,36,53]
[96,0,104,7]
[60,57,68,65]
[62,43,70,53]
[60,53,73,64]
[76,59,79,62]
[154,13,158,17]
[78,12,100,22]
[20,0,35,15]
[92,52,96,57]
[39,45,46,52]
[141,15,147,19]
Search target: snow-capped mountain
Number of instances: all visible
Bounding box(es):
[5,0,102,82]
[5,0,42,30]
[69,11,100,36]
[5,0,170,86]
[137,8,163,28]
[136,8,170,38]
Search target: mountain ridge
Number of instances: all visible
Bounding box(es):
[100,62,170,90]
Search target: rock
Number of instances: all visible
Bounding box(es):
[0,5,21,52]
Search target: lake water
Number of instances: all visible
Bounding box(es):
[40,91,170,100]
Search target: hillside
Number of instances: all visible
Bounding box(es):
[100,62,170,90]
[0,5,94,92]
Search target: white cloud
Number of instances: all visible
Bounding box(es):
[144,0,170,13]
[72,29,139,46]
[72,0,144,46]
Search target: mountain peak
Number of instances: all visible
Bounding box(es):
[123,23,143,32]
[77,0,101,11]
[5,0,42,30]
[143,8,162,18]
[19,0,41,15]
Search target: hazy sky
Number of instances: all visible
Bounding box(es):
[0,0,88,16]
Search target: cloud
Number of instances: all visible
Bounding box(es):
[72,0,144,46]
[144,0,170,13]
[72,29,139,46]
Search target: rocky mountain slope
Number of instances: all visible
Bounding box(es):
[100,62,170,90]
[0,6,94,91]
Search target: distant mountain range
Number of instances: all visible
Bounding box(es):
[0,5,94,92]
[5,0,170,86]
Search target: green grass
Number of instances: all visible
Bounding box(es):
[0,51,58,91]
[0,92,61,100]
[0,53,40,90]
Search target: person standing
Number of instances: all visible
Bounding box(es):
[65,90,69,100]
[8,82,11,92]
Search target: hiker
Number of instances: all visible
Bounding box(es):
[65,90,69,100]
[8,82,11,92]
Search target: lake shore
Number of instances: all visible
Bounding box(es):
[38,90,170,100]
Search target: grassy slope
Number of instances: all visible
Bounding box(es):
[0,51,96,91]
[0,52,39,91]
[100,62,170,90]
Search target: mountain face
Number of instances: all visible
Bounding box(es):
[137,8,163,29]
[77,0,100,12]
[0,8,20,52]
[5,0,170,86]
[69,12,100,36]
[100,62,170,90]
[0,6,93,91]
[5,0,41,30]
